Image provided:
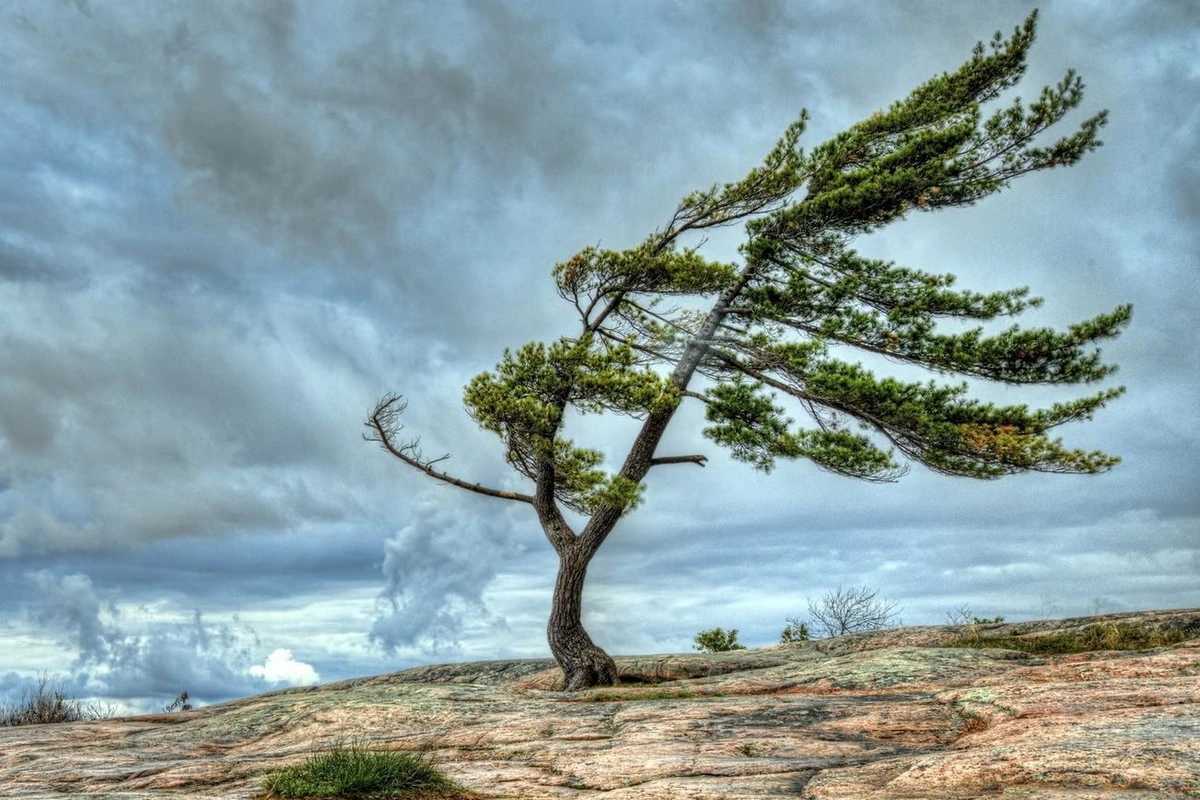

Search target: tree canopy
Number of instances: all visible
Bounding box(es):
[367,10,1129,689]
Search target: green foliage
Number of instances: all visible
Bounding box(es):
[703,375,904,479]
[378,12,1125,511]
[462,335,675,513]
[554,243,739,298]
[459,10,1126,496]
[368,12,1129,689]
[792,10,1106,237]
[693,627,747,653]
[260,743,469,799]
[944,622,1187,654]
[972,615,1006,625]
[0,674,115,727]
[780,618,810,643]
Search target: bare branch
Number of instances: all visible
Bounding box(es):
[365,394,534,504]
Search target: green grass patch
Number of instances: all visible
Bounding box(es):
[260,743,472,799]
[944,621,1188,654]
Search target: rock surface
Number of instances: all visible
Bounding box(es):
[3,609,1199,799]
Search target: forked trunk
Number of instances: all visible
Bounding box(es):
[547,546,618,690]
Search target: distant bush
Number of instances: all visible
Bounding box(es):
[693,627,746,653]
[0,674,115,727]
[163,691,193,713]
[807,585,901,638]
[779,618,809,643]
[945,603,1005,626]
[260,742,469,799]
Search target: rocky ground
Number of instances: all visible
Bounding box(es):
[3,609,1199,799]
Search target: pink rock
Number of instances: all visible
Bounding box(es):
[2,609,1197,799]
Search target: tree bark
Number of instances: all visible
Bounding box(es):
[546,544,618,691]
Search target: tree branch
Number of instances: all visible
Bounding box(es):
[365,394,534,504]
[533,452,578,553]
[650,454,708,467]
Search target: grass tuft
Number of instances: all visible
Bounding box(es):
[260,742,472,799]
[0,674,115,727]
[944,621,1188,654]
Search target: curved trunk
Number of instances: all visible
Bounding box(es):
[547,546,618,690]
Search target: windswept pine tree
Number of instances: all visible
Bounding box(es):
[367,11,1130,690]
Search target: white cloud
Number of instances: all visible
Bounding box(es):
[249,648,320,686]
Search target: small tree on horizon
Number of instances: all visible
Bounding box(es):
[780,619,810,644]
[807,585,903,638]
[694,627,747,653]
[367,12,1129,690]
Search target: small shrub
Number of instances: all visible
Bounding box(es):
[946,603,1005,626]
[780,618,809,643]
[260,742,469,799]
[163,691,193,713]
[0,674,115,727]
[945,603,974,625]
[693,627,746,653]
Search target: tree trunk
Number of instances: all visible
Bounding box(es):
[547,546,618,690]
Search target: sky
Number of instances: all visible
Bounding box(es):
[1,0,1197,715]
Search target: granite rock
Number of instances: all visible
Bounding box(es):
[3,609,1198,799]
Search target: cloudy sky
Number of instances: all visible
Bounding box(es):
[1,0,1196,714]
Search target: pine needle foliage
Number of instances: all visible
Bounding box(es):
[444,10,1126,512]
[367,11,1129,689]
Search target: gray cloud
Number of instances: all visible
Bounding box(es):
[370,493,522,654]
[0,284,399,557]
[20,570,305,704]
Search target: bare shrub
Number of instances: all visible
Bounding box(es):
[0,674,115,727]
[946,603,975,626]
[807,585,901,638]
[946,603,1005,625]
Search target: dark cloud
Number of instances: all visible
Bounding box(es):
[0,287,394,556]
